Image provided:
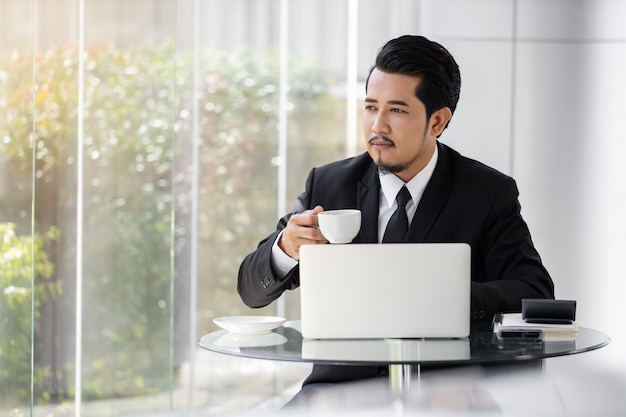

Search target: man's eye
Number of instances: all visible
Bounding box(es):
[391,108,405,113]
[365,105,376,111]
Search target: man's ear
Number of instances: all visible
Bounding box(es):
[430,107,453,137]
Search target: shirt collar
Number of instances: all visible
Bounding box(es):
[379,144,439,208]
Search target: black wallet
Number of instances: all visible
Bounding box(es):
[521,299,576,324]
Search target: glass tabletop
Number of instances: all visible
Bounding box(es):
[199,320,610,366]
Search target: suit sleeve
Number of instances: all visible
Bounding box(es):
[470,177,554,321]
[237,170,315,308]
[236,229,301,308]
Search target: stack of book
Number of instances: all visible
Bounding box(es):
[492,312,578,341]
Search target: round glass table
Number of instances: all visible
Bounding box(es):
[199,320,609,395]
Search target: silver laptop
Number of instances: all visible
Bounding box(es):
[299,243,471,339]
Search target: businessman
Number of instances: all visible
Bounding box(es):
[238,35,554,389]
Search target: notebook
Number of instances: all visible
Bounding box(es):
[298,243,471,339]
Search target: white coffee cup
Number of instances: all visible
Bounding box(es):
[317,209,361,244]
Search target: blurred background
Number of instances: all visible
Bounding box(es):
[0,0,624,415]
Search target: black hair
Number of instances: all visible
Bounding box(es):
[366,35,461,128]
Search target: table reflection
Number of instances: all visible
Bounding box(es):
[302,337,470,362]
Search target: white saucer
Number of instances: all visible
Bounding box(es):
[213,316,286,335]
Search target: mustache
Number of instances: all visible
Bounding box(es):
[368,135,395,145]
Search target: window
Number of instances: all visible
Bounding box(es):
[0,0,356,414]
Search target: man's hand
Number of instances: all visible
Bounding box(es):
[278,206,328,259]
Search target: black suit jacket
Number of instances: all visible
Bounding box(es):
[237,142,554,384]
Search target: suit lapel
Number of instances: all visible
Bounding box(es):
[407,142,453,241]
[352,144,452,243]
[356,163,380,243]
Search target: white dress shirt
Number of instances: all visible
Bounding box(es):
[377,145,438,242]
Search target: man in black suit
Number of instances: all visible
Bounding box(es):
[238,35,554,390]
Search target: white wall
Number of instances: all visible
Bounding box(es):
[420,0,626,372]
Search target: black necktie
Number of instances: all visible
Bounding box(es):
[383,186,412,243]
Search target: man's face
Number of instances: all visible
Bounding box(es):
[363,68,449,182]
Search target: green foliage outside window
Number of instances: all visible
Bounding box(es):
[0,42,344,405]
[0,223,60,403]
